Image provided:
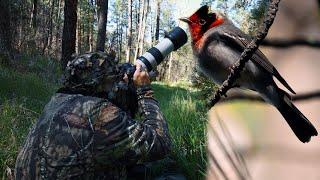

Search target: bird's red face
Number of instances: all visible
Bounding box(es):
[180,5,224,46]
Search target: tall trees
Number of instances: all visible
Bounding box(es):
[76,3,82,54]
[126,0,133,62]
[0,0,12,65]
[96,0,108,51]
[134,0,144,60]
[30,0,38,29]
[1,0,178,71]
[134,0,150,60]
[138,0,149,54]
[61,0,78,69]
[155,0,161,42]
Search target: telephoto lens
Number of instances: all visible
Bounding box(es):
[136,26,188,72]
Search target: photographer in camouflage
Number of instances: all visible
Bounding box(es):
[15,52,171,179]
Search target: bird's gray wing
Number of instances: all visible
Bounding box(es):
[220,32,296,94]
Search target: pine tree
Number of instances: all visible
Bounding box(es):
[61,0,78,69]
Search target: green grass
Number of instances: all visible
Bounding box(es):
[0,57,60,179]
[0,100,39,179]
[0,63,207,179]
[152,82,207,179]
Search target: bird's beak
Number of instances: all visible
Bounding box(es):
[179,17,191,24]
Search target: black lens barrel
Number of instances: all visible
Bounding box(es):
[147,47,164,64]
[136,26,188,72]
[165,27,188,50]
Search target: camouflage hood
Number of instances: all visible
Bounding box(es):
[60,52,138,115]
[63,52,121,94]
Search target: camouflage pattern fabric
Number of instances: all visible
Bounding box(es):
[63,51,121,95]
[15,87,171,179]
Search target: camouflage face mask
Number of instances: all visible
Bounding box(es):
[63,52,121,94]
[62,52,138,115]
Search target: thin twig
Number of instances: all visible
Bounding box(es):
[18,105,40,115]
[219,91,320,103]
[208,0,282,108]
[207,150,229,180]
[262,39,320,48]
[208,123,247,180]
[216,113,251,179]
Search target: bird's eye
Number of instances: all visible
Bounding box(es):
[199,19,206,25]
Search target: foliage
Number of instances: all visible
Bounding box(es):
[204,0,270,34]
[191,67,218,99]
[201,0,215,6]
[250,0,270,32]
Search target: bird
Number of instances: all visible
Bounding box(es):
[180,5,318,143]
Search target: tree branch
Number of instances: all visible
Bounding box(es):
[219,91,320,103]
[262,39,320,48]
[208,0,282,108]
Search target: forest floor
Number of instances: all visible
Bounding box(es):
[0,57,208,179]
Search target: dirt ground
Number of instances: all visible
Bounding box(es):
[207,0,320,179]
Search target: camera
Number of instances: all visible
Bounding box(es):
[120,26,188,80]
[136,26,188,72]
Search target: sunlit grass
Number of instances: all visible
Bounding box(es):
[153,82,208,179]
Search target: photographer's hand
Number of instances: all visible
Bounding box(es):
[133,64,151,87]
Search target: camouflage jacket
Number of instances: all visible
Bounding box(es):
[15,87,171,180]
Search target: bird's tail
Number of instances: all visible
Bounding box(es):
[276,88,318,143]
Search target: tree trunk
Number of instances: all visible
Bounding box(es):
[85,5,92,52]
[126,0,132,62]
[48,0,56,54]
[138,0,149,53]
[134,0,146,60]
[0,0,12,65]
[76,4,82,54]
[61,0,78,70]
[118,12,123,61]
[96,0,108,52]
[89,11,94,52]
[116,14,122,62]
[41,0,51,55]
[167,52,173,81]
[55,0,63,56]
[30,0,38,29]
[155,0,160,42]
[150,13,154,46]
[46,0,56,55]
